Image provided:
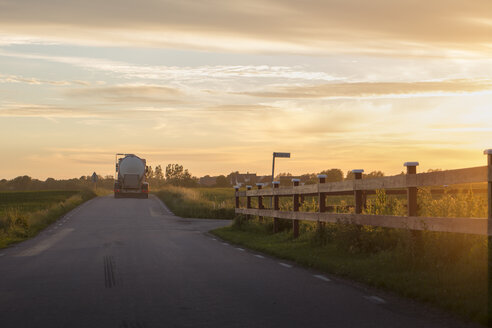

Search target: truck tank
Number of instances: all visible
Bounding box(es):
[119,155,145,188]
[114,154,149,198]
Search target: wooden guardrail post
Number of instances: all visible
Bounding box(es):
[404,162,419,216]
[234,185,240,209]
[256,183,264,222]
[246,185,252,220]
[352,170,364,214]
[484,150,492,235]
[317,174,327,229]
[405,162,421,247]
[292,178,300,238]
[484,150,492,321]
[272,181,280,233]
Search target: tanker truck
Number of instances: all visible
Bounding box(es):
[114,153,149,198]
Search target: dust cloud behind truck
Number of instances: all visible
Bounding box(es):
[114,154,149,198]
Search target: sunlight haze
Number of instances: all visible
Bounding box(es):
[1,0,492,179]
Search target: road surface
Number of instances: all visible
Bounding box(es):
[0,195,480,327]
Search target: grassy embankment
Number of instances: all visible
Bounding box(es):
[0,189,105,248]
[158,185,488,325]
[154,186,235,219]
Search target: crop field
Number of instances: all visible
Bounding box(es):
[0,190,96,248]
[0,190,79,214]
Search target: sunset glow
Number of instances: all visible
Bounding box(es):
[1,0,492,179]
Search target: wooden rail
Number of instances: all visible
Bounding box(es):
[234,152,492,237]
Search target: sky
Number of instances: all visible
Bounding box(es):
[1,0,492,180]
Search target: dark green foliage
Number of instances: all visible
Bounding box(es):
[318,168,344,182]
[165,164,199,187]
[0,175,116,191]
[215,175,230,187]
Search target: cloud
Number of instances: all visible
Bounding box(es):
[0,0,491,55]
[205,104,278,112]
[67,84,184,104]
[0,103,99,118]
[0,74,90,86]
[0,50,341,83]
[238,79,492,99]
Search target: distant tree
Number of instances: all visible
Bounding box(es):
[166,164,183,181]
[345,171,354,180]
[319,169,344,182]
[45,177,56,189]
[346,170,385,180]
[154,165,164,180]
[165,164,198,187]
[300,173,317,185]
[365,171,384,179]
[146,166,154,180]
[275,172,292,179]
[10,175,32,190]
[215,175,230,187]
[179,169,198,187]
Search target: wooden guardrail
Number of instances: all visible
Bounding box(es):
[234,150,492,237]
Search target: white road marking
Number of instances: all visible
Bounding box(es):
[211,238,217,241]
[222,242,229,246]
[0,253,5,257]
[279,262,293,268]
[236,248,245,251]
[364,296,386,304]
[254,255,265,259]
[313,275,331,282]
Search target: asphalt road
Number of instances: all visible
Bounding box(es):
[0,195,481,328]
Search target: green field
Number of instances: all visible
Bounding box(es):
[0,190,97,248]
[0,190,79,213]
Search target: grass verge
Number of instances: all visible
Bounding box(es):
[211,220,487,325]
[153,186,234,219]
[0,189,98,248]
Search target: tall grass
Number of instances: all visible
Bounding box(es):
[154,186,235,219]
[0,189,97,248]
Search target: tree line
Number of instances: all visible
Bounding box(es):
[0,163,420,191]
[146,164,199,188]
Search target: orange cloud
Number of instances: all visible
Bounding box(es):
[238,79,492,98]
[0,1,491,55]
